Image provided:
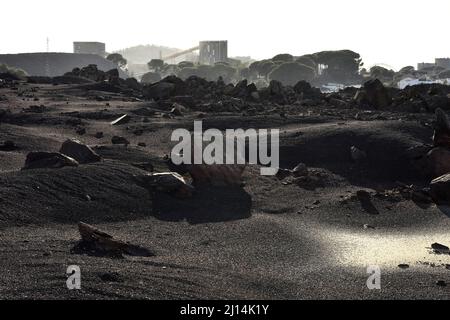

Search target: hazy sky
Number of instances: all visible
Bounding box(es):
[2,0,449,70]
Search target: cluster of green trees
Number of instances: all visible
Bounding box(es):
[106,53,128,69]
[97,51,450,87]
[141,59,239,84]
[246,50,362,86]
[139,50,364,87]
[361,64,450,86]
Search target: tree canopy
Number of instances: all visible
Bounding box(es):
[268,62,316,86]
[272,53,294,63]
[312,50,362,83]
[147,59,165,72]
[106,53,127,68]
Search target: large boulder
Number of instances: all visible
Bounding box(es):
[22,152,79,170]
[135,172,194,199]
[123,77,142,91]
[66,64,107,82]
[142,82,176,100]
[111,136,130,145]
[77,222,152,257]
[185,164,246,187]
[422,109,450,178]
[354,79,392,109]
[426,95,450,112]
[59,139,101,164]
[430,174,450,205]
[105,69,119,82]
[268,80,285,96]
[426,147,450,178]
[293,80,322,99]
[433,108,450,147]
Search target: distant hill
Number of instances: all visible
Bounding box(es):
[0,53,127,77]
[115,44,183,64]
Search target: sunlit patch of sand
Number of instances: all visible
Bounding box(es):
[324,229,450,268]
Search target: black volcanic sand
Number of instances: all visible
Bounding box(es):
[0,83,449,299]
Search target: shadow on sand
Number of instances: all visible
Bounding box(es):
[151,185,252,224]
[437,205,450,218]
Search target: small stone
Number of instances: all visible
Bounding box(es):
[357,190,371,200]
[98,272,122,283]
[170,105,183,116]
[276,168,292,180]
[111,136,130,145]
[292,163,308,177]
[398,264,409,269]
[0,140,17,151]
[76,127,86,135]
[431,243,450,254]
[95,132,104,139]
[436,280,447,287]
[351,146,367,162]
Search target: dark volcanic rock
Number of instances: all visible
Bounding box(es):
[132,107,156,117]
[431,242,450,254]
[111,136,130,145]
[426,109,450,177]
[294,80,322,99]
[135,172,194,199]
[60,139,101,164]
[0,140,17,151]
[95,132,104,139]
[430,174,450,205]
[124,77,142,91]
[268,80,285,96]
[65,64,116,82]
[143,82,176,100]
[427,95,450,112]
[354,79,392,109]
[433,108,450,147]
[23,152,79,170]
[426,147,450,178]
[292,163,308,177]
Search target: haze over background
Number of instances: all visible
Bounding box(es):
[1,0,449,70]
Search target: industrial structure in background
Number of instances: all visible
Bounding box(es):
[160,40,229,66]
[199,41,228,65]
[418,58,450,70]
[435,58,450,70]
[73,42,106,57]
